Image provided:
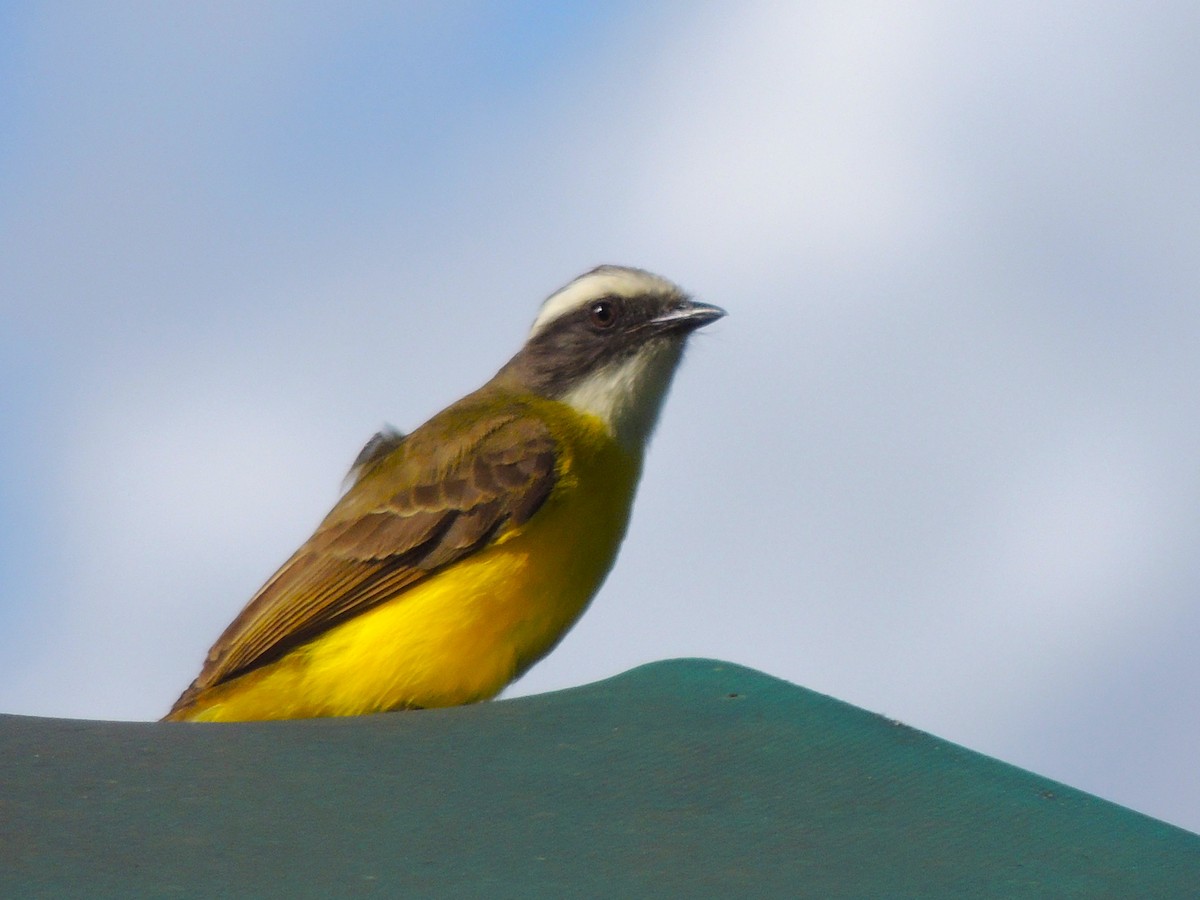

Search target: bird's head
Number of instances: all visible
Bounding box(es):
[496,265,725,452]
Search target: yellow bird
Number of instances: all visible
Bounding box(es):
[165,266,724,722]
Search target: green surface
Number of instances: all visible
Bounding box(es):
[1,659,1197,898]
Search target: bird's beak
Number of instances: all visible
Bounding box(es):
[650,300,727,335]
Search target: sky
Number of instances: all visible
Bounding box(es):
[2,2,1199,833]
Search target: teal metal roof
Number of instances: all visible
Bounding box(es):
[2,659,1197,897]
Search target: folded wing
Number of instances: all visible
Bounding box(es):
[168,406,557,714]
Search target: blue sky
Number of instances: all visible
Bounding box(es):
[2,2,1199,833]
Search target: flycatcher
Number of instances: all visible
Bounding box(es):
[165,265,724,722]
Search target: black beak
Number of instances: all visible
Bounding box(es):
[650,300,727,335]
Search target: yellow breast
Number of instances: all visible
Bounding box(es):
[183,401,640,721]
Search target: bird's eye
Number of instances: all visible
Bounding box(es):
[589,299,618,329]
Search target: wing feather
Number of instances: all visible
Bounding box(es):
[170,401,558,712]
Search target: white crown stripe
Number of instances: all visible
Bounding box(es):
[529,266,681,339]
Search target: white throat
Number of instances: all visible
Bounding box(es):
[559,339,685,453]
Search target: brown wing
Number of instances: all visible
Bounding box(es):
[170,399,557,711]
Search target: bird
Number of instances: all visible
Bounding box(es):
[164,265,724,722]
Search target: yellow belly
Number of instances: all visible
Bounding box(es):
[180,406,639,721]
